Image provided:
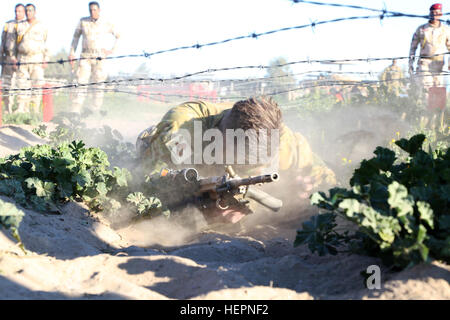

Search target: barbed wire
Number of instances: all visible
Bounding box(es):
[3,71,442,102]
[129,74,449,99]
[0,10,436,68]
[2,50,449,94]
[292,0,450,19]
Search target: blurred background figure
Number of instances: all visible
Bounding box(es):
[380,59,404,96]
[14,3,49,113]
[409,3,450,101]
[69,1,120,115]
[0,3,26,113]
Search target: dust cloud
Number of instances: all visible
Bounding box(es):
[50,90,416,245]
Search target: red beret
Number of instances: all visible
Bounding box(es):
[430,3,442,10]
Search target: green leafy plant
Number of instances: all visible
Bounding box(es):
[0,198,25,251]
[295,134,449,270]
[0,140,133,220]
[32,112,137,169]
[126,192,166,218]
[3,112,41,126]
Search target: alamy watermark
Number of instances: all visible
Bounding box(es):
[166,120,280,172]
[366,265,381,290]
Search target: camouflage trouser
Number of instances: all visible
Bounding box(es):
[1,55,18,113]
[415,59,444,92]
[16,53,45,113]
[72,52,107,113]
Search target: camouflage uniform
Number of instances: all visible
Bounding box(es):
[0,19,24,113]
[15,20,49,113]
[380,64,404,96]
[136,101,336,188]
[409,22,450,93]
[70,16,119,113]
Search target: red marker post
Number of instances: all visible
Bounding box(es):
[428,86,446,111]
[42,83,54,122]
[0,80,3,127]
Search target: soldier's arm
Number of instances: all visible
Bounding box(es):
[446,27,450,69]
[70,20,82,56]
[409,29,421,74]
[409,28,420,57]
[409,28,420,74]
[0,24,7,64]
[12,23,20,66]
[137,102,223,170]
[380,69,386,82]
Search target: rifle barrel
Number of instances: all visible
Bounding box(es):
[226,173,279,189]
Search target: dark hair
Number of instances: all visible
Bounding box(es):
[224,96,282,164]
[25,3,35,10]
[15,3,25,9]
[89,1,100,8]
[228,96,282,132]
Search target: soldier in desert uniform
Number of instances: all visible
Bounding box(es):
[69,1,120,114]
[14,3,49,114]
[380,59,404,96]
[0,4,26,113]
[409,3,450,100]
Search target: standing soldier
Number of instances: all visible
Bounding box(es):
[409,3,450,100]
[0,4,26,114]
[69,1,120,114]
[380,59,404,96]
[14,3,49,113]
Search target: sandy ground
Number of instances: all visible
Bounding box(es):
[0,123,449,300]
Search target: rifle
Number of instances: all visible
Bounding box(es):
[148,166,283,219]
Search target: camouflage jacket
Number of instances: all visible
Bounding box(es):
[410,22,450,62]
[15,20,49,60]
[70,16,119,57]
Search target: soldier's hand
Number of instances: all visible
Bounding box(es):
[11,57,18,70]
[296,175,315,200]
[203,207,246,224]
[103,49,113,57]
[408,61,414,75]
[68,54,75,69]
[218,208,246,224]
[42,61,48,69]
[295,167,336,200]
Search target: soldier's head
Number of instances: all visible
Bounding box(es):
[223,97,281,131]
[15,4,25,21]
[429,3,442,22]
[218,96,282,171]
[25,4,36,22]
[89,2,101,20]
[392,59,397,66]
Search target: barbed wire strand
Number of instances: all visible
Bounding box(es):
[3,71,443,102]
[2,50,448,94]
[292,0,450,19]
